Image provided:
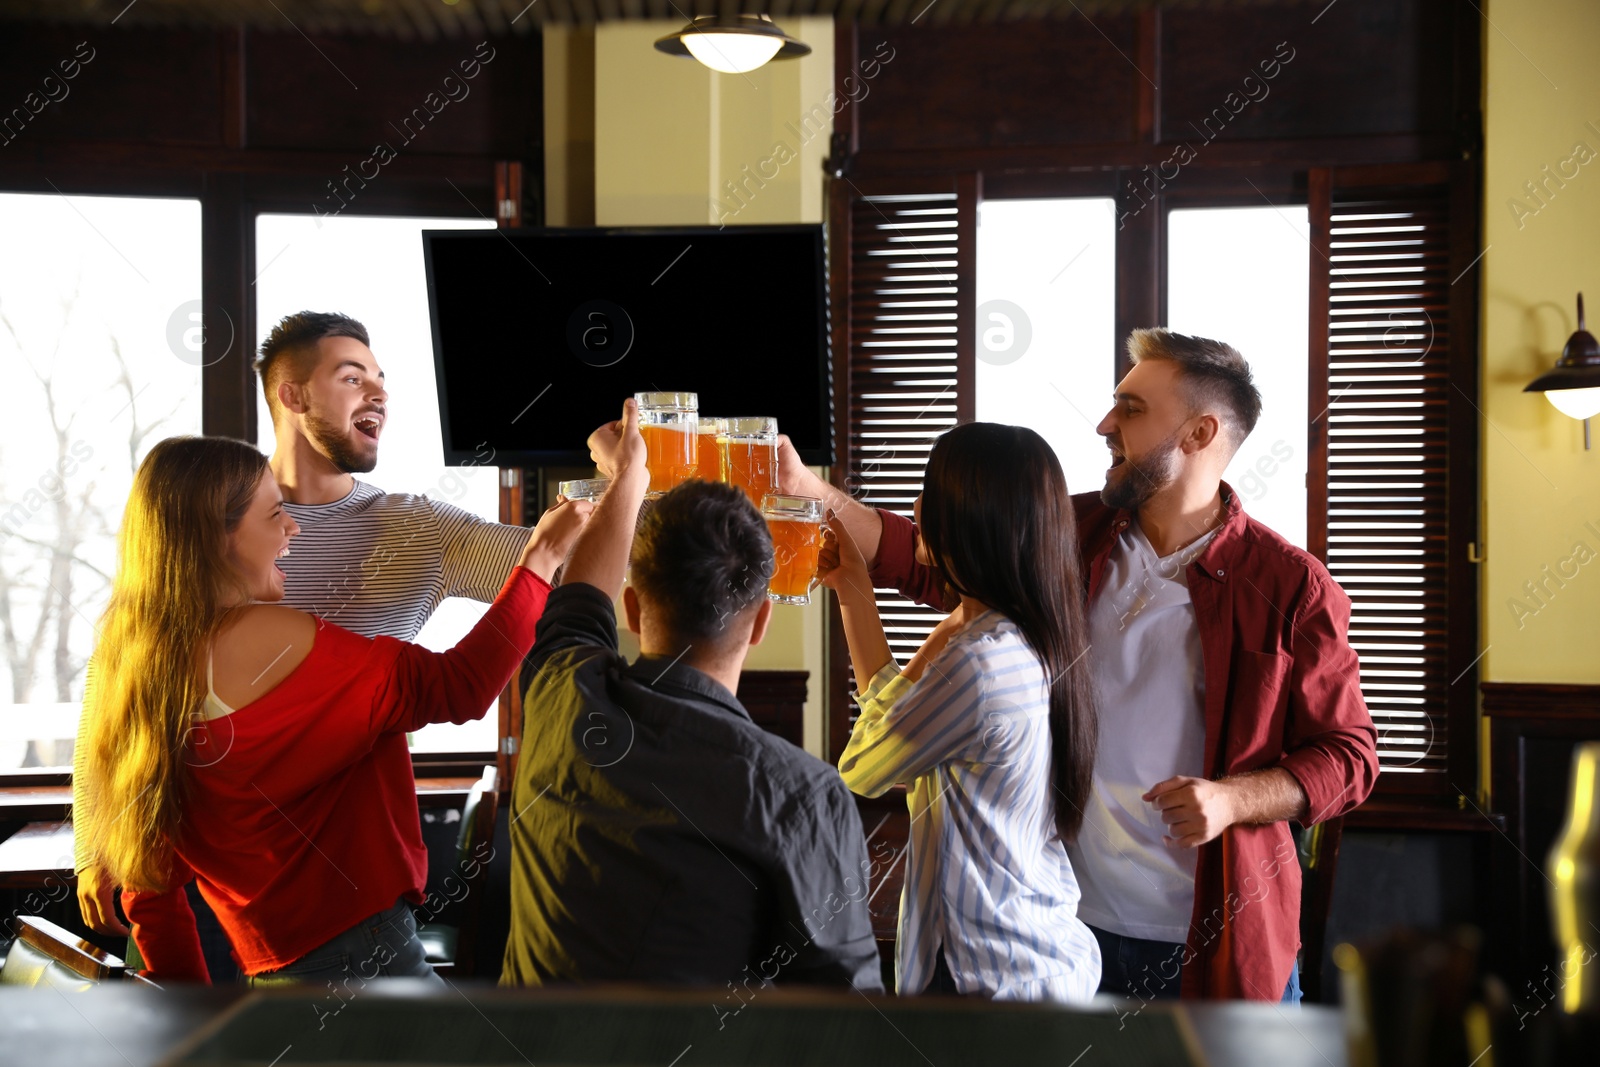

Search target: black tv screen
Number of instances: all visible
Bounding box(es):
[423,225,833,468]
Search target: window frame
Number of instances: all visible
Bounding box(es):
[0,173,514,781]
[825,163,1482,812]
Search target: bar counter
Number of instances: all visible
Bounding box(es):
[5,982,1347,1067]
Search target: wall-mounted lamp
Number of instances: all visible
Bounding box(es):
[1526,293,1600,450]
[654,14,811,75]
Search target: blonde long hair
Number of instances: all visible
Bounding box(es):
[82,436,268,892]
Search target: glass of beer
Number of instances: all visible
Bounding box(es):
[558,477,609,503]
[696,417,728,483]
[635,391,698,496]
[761,494,825,606]
[722,416,778,505]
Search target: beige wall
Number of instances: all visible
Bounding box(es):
[1481,0,1600,684]
[589,19,835,228]
[545,20,836,755]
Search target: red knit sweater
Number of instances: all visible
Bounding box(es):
[122,568,548,982]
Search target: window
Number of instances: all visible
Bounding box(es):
[1167,205,1311,548]
[1308,169,1475,789]
[834,168,1479,796]
[0,192,203,770]
[975,197,1117,498]
[253,213,499,755]
[830,183,971,752]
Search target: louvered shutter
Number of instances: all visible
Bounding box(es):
[1308,163,1480,796]
[827,175,978,758]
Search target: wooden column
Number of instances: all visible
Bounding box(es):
[495,160,528,790]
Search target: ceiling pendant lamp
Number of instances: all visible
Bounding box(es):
[1526,293,1600,449]
[654,14,811,75]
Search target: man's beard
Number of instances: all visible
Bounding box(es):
[1100,430,1183,512]
[303,408,378,474]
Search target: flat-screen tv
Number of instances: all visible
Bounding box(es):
[423,225,832,468]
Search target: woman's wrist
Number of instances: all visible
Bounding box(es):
[519,541,563,582]
[833,579,877,613]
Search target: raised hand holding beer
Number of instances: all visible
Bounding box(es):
[760,494,824,606]
[586,396,648,480]
[818,510,873,607]
[820,510,896,688]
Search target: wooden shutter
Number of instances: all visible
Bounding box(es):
[826,175,978,759]
[1308,162,1480,797]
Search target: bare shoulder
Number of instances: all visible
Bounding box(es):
[211,606,319,709]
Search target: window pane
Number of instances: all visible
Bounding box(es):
[975,198,1117,498]
[0,193,203,769]
[254,214,498,755]
[1167,206,1310,548]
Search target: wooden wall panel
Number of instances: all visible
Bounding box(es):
[843,0,1472,169]
[854,19,1140,152]
[245,32,540,158]
[1482,682,1600,990]
[0,28,225,148]
[1159,2,1458,144]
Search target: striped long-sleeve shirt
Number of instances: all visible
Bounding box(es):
[838,611,1101,1002]
[73,479,530,870]
[275,480,532,641]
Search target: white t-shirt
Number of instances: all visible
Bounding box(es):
[1068,518,1218,944]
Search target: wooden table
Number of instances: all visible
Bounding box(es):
[413,775,483,808]
[0,773,485,827]
[0,781,72,822]
[0,820,74,889]
[0,777,482,897]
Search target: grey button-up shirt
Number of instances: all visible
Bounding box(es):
[501,583,883,993]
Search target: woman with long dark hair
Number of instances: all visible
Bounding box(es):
[78,436,586,983]
[824,422,1100,1001]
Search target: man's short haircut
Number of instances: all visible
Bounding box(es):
[629,481,773,648]
[255,311,371,419]
[1127,327,1263,446]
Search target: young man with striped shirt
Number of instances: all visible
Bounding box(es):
[75,311,536,955]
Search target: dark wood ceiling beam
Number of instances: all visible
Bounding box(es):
[845,134,1461,178]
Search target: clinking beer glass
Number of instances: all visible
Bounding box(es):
[722,416,778,505]
[761,494,825,606]
[696,417,728,483]
[557,477,609,503]
[634,391,698,496]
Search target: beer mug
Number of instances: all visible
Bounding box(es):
[761,494,825,606]
[722,416,778,505]
[634,391,698,496]
[697,417,728,483]
[558,477,609,503]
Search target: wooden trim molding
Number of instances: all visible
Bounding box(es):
[738,670,808,750]
[1482,681,1600,719]
[1481,680,1600,986]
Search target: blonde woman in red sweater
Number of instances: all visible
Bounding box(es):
[77,436,587,983]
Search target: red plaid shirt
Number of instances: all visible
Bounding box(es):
[869,483,1378,999]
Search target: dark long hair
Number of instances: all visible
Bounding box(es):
[918,423,1098,841]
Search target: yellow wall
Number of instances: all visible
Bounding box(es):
[543,26,595,227]
[546,20,836,755]
[592,20,835,227]
[1482,0,1600,683]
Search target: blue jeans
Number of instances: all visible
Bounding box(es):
[248,898,443,988]
[1088,925,1302,1006]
